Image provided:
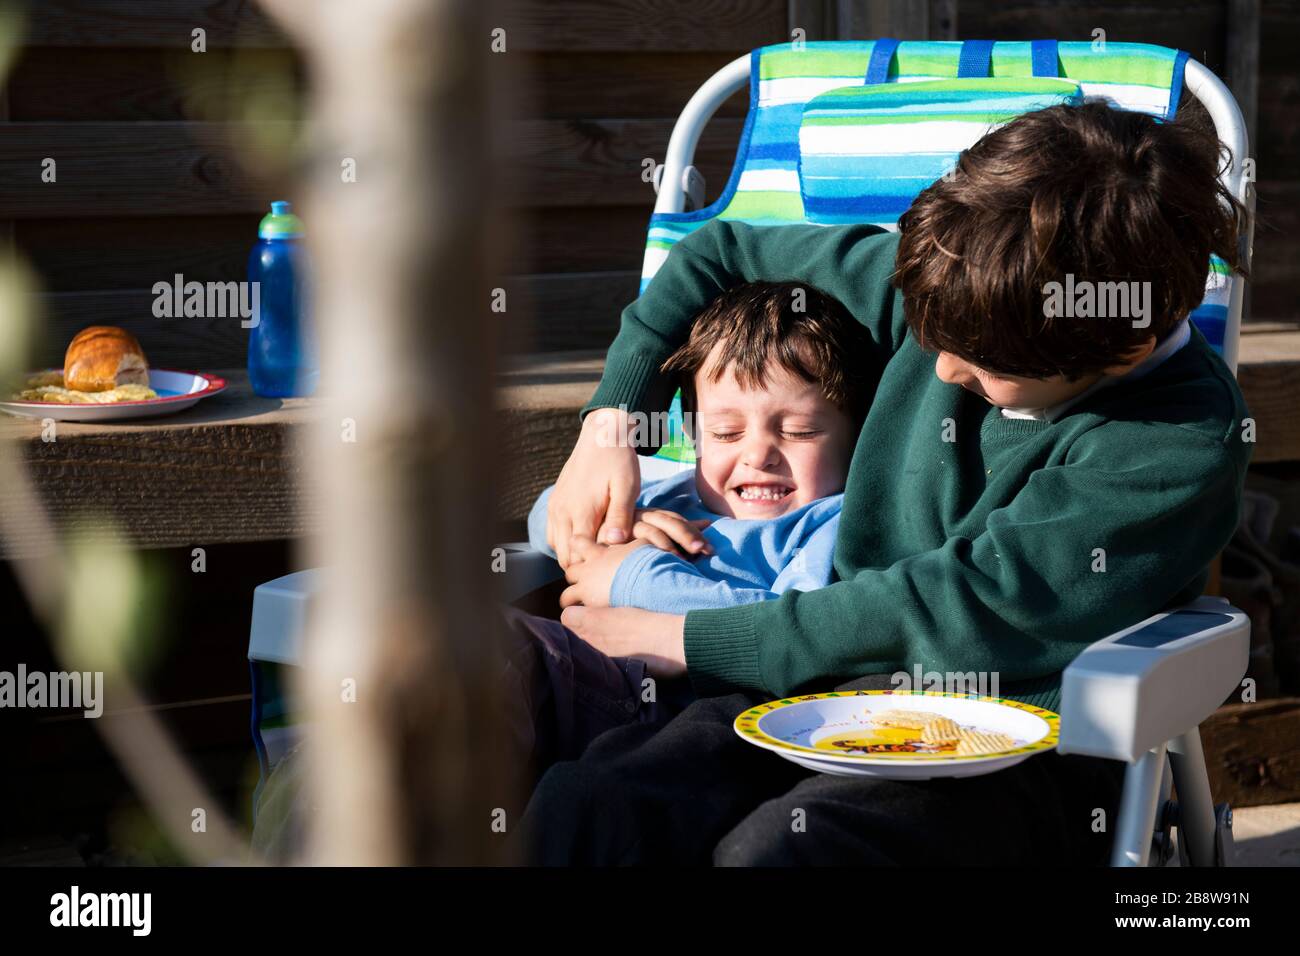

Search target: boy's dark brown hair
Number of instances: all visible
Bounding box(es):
[893,100,1248,380]
[659,280,876,430]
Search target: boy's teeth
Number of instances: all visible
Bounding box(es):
[738,485,791,501]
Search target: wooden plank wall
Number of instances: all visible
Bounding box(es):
[0,1,300,370]
[1254,1,1299,324]
[0,1,1294,374]
[503,0,799,353]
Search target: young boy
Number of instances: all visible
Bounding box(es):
[527,280,873,614]
[503,280,875,793]
[526,101,1252,864]
[250,282,873,856]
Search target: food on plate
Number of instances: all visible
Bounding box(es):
[8,326,157,403]
[64,326,150,392]
[920,716,962,745]
[22,370,65,389]
[955,730,1017,756]
[814,729,928,754]
[811,706,1021,756]
[13,381,157,404]
[866,710,938,730]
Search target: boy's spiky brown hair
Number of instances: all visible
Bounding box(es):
[659,280,876,427]
[893,100,1247,380]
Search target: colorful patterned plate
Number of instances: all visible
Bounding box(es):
[1,369,227,422]
[735,690,1060,779]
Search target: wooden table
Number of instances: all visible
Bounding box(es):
[3,328,1298,559]
[0,369,320,558]
[0,356,603,558]
[1237,323,1300,467]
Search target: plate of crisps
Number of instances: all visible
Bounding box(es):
[2,368,227,422]
[734,690,1060,779]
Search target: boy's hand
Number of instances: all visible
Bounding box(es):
[631,508,714,557]
[559,534,649,609]
[560,605,687,678]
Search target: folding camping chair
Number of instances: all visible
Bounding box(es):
[249,39,1258,867]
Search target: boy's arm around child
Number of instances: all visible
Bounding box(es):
[530,473,842,613]
[577,218,1252,701]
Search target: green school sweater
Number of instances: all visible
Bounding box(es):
[582,221,1253,713]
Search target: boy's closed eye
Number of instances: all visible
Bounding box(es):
[707,428,826,442]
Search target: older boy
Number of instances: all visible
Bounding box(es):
[527,101,1251,864]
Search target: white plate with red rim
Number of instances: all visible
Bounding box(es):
[734,690,1060,779]
[1,368,227,422]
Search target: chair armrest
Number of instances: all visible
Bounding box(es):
[247,548,563,668]
[1057,596,1250,763]
[497,542,563,603]
[248,569,323,667]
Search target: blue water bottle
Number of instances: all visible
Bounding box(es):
[248,201,318,397]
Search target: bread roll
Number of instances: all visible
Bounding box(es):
[63,326,149,393]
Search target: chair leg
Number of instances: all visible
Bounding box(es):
[1150,753,1178,866]
[1112,743,1168,866]
[1168,727,1218,866]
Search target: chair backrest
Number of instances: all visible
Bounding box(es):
[643,40,1236,465]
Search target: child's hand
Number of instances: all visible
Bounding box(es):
[559,534,649,609]
[631,508,714,557]
[547,407,641,569]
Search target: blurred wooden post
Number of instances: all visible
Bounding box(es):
[259,0,513,864]
[0,39,12,256]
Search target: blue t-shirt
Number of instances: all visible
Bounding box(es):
[526,467,843,614]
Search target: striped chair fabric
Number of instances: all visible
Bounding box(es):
[635,40,1230,464]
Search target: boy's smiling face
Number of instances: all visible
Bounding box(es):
[690,343,856,519]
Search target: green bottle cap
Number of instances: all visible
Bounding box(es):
[259,200,304,239]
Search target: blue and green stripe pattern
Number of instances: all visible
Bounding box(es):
[799,77,1083,225]
[642,40,1233,464]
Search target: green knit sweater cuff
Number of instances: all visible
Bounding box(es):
[580,351,664,422]
[683,604,764,697]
